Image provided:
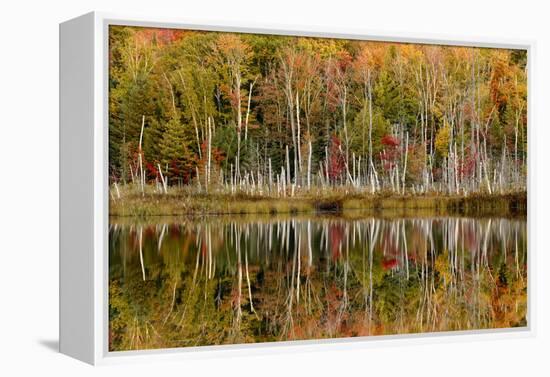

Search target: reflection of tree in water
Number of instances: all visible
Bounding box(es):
[109,216,527,351]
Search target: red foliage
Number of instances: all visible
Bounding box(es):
[459,149,478,178]
[227,90,240,114]
[329,224,344,261]
[327,134,346,182]
[326,284,345,319]
[380,153,395,171]
[324,80,339,112]
[382,258,398,270]
[196,140,226,183]
[144,226,155,238]
[463,225,479,251]
[135,28,186,46]
[168,160,180,176]
[168,224,182,238]
[336,50,353,72]
[201,239,207,257]
[380,134,402,172]
[324,51,353,111]
[145,162,158,178]
[199,140,226,164]
[381,134,400,147]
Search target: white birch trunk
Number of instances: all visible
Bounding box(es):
[307,141,312,189]
[157,163,168,194]
[138,115,145,196]
[402,132,409,195]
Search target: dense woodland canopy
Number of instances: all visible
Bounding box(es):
[109,26,527,196]
[108,27,528,351]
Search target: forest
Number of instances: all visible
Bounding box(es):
[108,26,527,213]
[108,26,528,351]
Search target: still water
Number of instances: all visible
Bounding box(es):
[109,215,527,351]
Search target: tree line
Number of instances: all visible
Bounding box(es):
[109,26,527,196]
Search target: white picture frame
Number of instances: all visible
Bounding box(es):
[59,11,535,365]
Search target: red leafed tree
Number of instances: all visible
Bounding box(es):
[197,140,225,173]
[327,134,346,182]
[329,223,344,261]
[382,258,398,270]
[380,134,401,171]
[459,149,478,179]
[381,134,400,147]
[135,28,186,46]
[145,162,158,178]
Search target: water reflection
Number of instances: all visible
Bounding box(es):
[109,216,527,351]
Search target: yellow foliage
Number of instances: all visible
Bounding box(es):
[435,122,452,158]
[435,251,452,286]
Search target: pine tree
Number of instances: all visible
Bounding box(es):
[158,117,194,183]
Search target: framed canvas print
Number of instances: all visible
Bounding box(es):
[59,12,533,365]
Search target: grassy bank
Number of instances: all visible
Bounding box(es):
[109,188,526,218]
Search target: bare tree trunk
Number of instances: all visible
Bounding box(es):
[268,158,273,194]
[367,71,374,172]
[129,164,135,185]
[514,119,519,188]
[307,140,312,189]
[235,71,243,181]
[454,142,459,195]
[285,145,291,187]
[244,79,256,142]
[281,167,286,197]
[402,132,409,195]
[157,163,168,194]
[138,115,145,196]
[235,234,243,329]
[296,91,302,182]
[325,146,330,185]
[177,71,202,159]
[162,72,177,116]
[358,156,362,187]
[244,249,256,315]
[138,226,145,281]
[340,145,354,186]
[230,163,234,193]
[195,166,201,192]
[281,58,298,188]
[342,87,350,179]
[206,118,212,192]
[113,182,121,199]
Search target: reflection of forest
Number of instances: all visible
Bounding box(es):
[109,216,527,351]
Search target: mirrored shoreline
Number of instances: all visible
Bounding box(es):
[109,215,527,351]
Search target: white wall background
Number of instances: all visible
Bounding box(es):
[1,0,548,374]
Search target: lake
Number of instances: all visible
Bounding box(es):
[109,214,527,351]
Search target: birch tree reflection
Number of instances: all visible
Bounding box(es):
[109,216,527,350]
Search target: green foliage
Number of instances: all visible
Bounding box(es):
[108,26,528,193]
[158,117,194,181]
[109,215,527,350]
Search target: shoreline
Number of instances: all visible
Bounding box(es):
[109,190,527,218]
